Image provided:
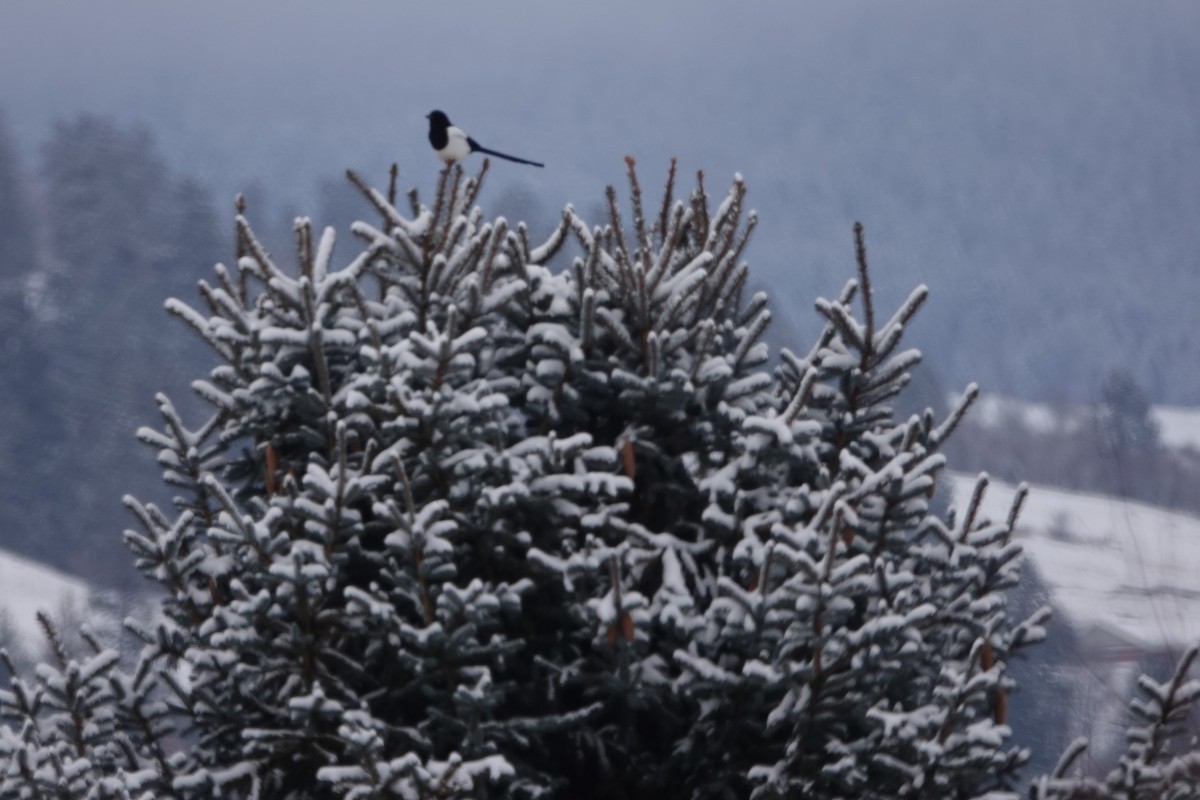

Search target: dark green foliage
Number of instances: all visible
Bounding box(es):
[0,160,1045,799]
[1033,645,1200,800]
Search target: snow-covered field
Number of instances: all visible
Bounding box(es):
[1154,406,1200,452]
[946,472,1200,651]
[0,547,92,649]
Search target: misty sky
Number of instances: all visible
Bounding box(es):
[3,0,1199,401]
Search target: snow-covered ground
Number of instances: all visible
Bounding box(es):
[1154,406,1200,452]
[0,547,92,650]
[946,472,1200,651]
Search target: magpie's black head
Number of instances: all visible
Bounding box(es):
[427,110,450,130]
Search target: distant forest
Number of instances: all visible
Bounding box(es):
[0,114,216,583]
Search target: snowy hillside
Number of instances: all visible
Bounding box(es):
[0,545,91,649]
[967,394,1082,434]
[946,472,1200,651]
[968,393,1200,452]
[1154,405,1200,452]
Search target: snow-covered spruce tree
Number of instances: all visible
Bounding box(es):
[1032,644,1200,800]
[0,158,1047,799]
[669,224,1048,800]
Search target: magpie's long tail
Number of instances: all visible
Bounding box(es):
[473,144,544,168]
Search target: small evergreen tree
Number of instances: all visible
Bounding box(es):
[1032,644,1200,800]
[1,159,1049,799]
[1097,369,1159,457]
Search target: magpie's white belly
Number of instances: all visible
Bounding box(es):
[437,126,472,163]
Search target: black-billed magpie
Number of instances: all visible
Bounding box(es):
[427,110,544,168]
